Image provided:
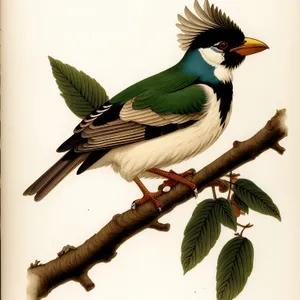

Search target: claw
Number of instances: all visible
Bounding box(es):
[189,168,196,175]
[193,188,198,199]
[131,201,136,210]
[132,200,161,213]
[162,186,171,193]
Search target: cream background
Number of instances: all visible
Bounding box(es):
[2,0,300,299]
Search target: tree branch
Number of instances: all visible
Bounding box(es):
[149,221,171,231]
[26,109,288,300]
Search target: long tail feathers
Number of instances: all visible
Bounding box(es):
[23,150,88,201]
[77,151,108,175]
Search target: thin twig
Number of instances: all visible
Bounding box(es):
[227,171,233,201]
[212,186,217,200]
[236,222,254,236]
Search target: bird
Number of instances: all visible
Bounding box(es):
[24,0,269,211]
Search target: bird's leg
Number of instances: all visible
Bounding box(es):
[131,177,163,212]
[148,168,198,198]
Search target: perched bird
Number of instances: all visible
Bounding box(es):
[24,0,268,211]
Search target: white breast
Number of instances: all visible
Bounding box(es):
[90,84,232,181]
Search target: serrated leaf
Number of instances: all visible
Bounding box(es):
[234,179,281,221]
[216,237,254,300]
[181,199,221,274]
[233,194,249,214]
[48,56,109,118]
[215,198,237,231]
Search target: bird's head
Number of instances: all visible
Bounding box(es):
[177,0,269,70]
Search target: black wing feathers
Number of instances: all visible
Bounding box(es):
[57,133,83,152]
[77,150,109,175]
[56,102,122,152]
[145,120,196,139]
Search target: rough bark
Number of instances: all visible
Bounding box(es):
[27,109,288,300]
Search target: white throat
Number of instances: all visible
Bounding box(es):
[214,66,233,83]
[199,48,233,83]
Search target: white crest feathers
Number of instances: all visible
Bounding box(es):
[177,0,240,50]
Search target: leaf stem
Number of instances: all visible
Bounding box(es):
[227,172,233,201]
[223,179,236,186]
[212,186,217,200]
[236,223,254,236]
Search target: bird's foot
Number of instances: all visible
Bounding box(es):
[131,190,163,213]
[154,168,198,198]
[159,169,196,191]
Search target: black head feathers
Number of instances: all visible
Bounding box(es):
[177,0,243,51]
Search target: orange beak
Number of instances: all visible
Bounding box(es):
[230,37,269,56]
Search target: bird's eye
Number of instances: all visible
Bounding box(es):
[219,41,228,50]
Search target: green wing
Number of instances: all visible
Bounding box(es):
[109,64,206,115]
[132,85,207,114]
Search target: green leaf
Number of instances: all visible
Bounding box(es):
[215,198,237,231]
[233,194,249,214]
[216,237,254,300]
[48,56,109,118]
[234,179,281,221]
[181,199,221,274]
